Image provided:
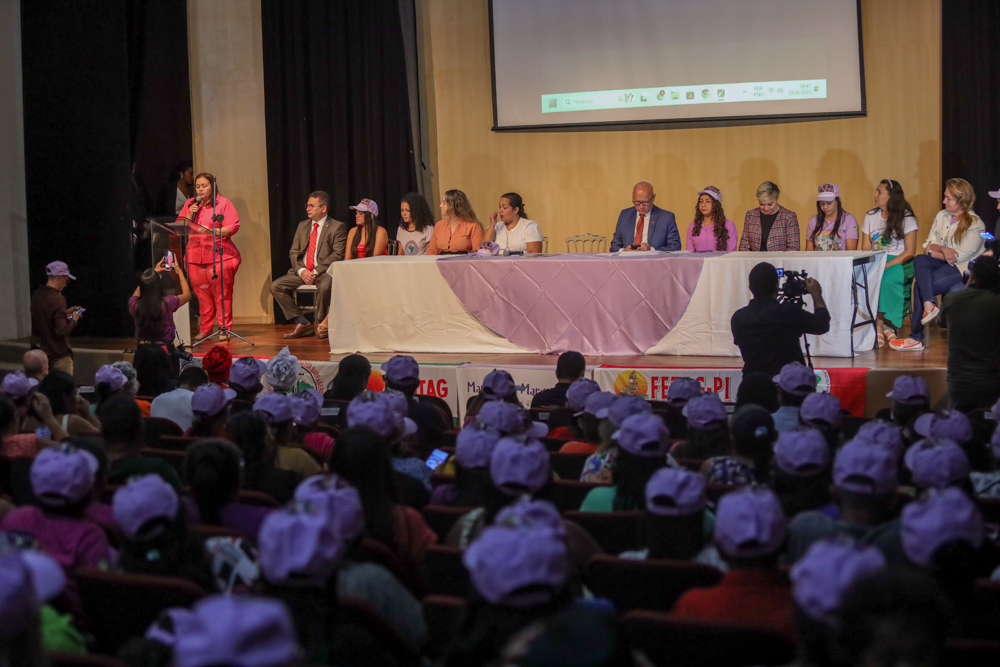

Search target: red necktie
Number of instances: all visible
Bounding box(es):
[634,213,645,247]
[305,223,319,272]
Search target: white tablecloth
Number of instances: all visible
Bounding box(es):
[327,251,886,357]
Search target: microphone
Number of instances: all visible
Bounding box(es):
[502,249,524,256]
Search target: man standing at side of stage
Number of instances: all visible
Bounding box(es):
[270,190,348,340]
[610,181,681,252]
[31,261,83,376]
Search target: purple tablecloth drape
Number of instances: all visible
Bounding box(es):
[435,253,706,355]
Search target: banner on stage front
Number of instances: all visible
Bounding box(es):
[593,366,831,404]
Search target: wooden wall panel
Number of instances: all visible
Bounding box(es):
[422,0,941,252]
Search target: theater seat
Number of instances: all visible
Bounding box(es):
[355,537,421,595]
[562,510,642,554]
[189,524,244,540]
[238,488,279,507]
[48,652,129,667]
[140,448,185,477]
[584,554,723,612]
[422,594,466,657]
[423,544,468,597]
[705,482,740,503]
[422,505,474,542]
[158,435,198,451]
[416,394,454,424]
[550,480,606,512]
[0,456,34,505]
[549,452,589,480]
[943,639,1000,667]
[142,417,183,449]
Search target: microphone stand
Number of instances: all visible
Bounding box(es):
[192,175,254,347]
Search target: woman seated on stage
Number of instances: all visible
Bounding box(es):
[738,181,800,251]
[686,186,736,252]
[890,178,984,352]
[484,192,543,254]
[396,192,436,255]
[861,179,919,347]
[345,198,388,260]
[427,189,484,254]
[129,257,191,349]
[805,183,859,251]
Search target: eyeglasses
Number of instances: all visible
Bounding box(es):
[305,204,324,209]
[632,199,653,206]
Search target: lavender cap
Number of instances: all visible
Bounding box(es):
[714,486,787,558]
[1,372,38,399]
[259,502,344,586]
[613,413,670,458]
[95,365,126,392]
[265,347,300,392]
[482,369,516,401]
[904,438,970,489]
[191,383,236,417]
[814,183,841,202]
[455,422,502,469]
[774,429,831,477]
[645,468,706,517]
[477,400,523,435]
[112,474,180,538]
[345,392,413,439]
[30,445,99,506]
[145,608,195,648]
[833,440,898,494]
[566,379,600,413]
[490,438,551,495]
[682,393,727,431]
[45,260,76,279]
[698,185,723,203]
[799,392,842,429]
[350,198,379,218]
[293,474,365,544]
[666,377,702,407]
[464,526,569,606]
[608,395,653,428]
[290,389,323,427]
[173,595,302,667]
[582,391,617,419]
[854,421,904,455]
[791,537,886,624]
[229,357,267,391]
[772,363,817,397]
[254,392,294,425]
[494,499,566,537]
[902,487,983,566]
[381,355,419,384]
[992,396,1000,423]
[886,375,930,406]
[914,410,973,444]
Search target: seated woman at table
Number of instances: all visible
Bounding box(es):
[890,178,984,352]
[345,198,389,260]
[805,183,859,251]
[861,179,919,347]
[427,189,484,254]
[484,192,543,254]
[738,181,800,251]
[686,186,736,252]
[396,192,436,255]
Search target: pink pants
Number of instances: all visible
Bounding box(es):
[189,258,240,334]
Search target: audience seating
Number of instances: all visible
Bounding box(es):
[541,436,572,451]
[48,653,129,667]
[320,399,350,428]
[438,430,458,448]
[549,452,589,480]
[549,479,606,512]
[422,505,473,542]
[841,415,872,440]
[140,447,185,476]
[529,407,574,432]
[0,455,34,505]
[674,457,705,472]
[230,398,255,414]
[158,435,197,451]
[337,597,416,662]
[416,394,454,424]
[562,511,642,554]
[943,639,1000,667]
[584,554,723,612]
[430,472,454,488]
[355,537,421,595]
[238,488,279,507]
[142,416,183,449]
[189,523,244,540]
[705,482,740,503]
[622,611,796,667]
[423,545,469,597]
[422,594,466,658]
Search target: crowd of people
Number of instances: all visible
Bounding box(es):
[1,338,1000,666]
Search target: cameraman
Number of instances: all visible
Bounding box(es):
[940,254,1000,410]
[731,262,830,377]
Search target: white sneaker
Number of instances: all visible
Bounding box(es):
[920,304,940,326]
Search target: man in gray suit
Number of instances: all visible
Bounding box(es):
[270,190,348,339]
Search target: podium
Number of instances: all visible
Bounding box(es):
[147,216,193,346]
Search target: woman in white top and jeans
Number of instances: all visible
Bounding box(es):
[484,192,543,253]
[890,178,985,352]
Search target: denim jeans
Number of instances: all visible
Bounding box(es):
[909,253,963,341]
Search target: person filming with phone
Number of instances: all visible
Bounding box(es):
[129,253,191,353]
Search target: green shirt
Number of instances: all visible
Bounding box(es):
[109,454,182,490]
[41,605,87,653]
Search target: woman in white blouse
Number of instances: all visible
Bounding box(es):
[889,178,985,352]
[484,192,543,253]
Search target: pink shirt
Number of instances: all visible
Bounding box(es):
[303,432,335,460]
[177,195,241,264]
[686,219,737,252]
[0,506,112,572]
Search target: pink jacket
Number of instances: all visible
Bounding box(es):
[178,195,241,264]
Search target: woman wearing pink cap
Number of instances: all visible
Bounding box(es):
[344,198,388,260]
[427,189,484,255]
[805,183,859,251]
[686,186,736,252]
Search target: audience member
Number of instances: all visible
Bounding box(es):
[34,370,100,438]
[150,364,208,431]
[290,389,334,460]
[559,388,614,455]
[771,363,817,433]
[771,429,833,518]
[113,361,146,411]
[22,349,49,381]
[609,181,680,252]
[254,392,321,478]
[903,438,972,492]
[531,352,586,408]
[379,389,432,492]
[2,370,38,412]
[228,356,266,404]
[581,413,670,512]
[739,181,800,251]
[132,344,177,397]
[686,186,736,252]
[474,400,548,441]
[797,392,844,450]
[154,159,192,215]
[428,189,484,255]
[672,393,729,460]
[30,261,82,375]
[545,378,598,440]
[485,192,544,254]
[805,183,859,251]
[579,395,653,484]
[912,409,986,470]
[130,259,191,349]
[264,346,300,394]
[225,411,301,504]
[1,390,66,458]
[0,548,82,658]
[201,345,232,386]
[661,376,702,440]
[855,420,905,458]
[101,394,182,490]
[73,436,116,535]
[734,371,779,413]
[429,421,501,506]
[701,404,776,485]
[187,383,235,438]
[882,374,930,444]
[325,354,371,402]
[182,439,272,541]
[397,192,436,255]
[381,355,451,458]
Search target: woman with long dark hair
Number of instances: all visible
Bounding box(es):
[686,186,736,252]
[344,199,388,260]
[130,257,191,348]
[580,413,671,512]
[225,411,301,504]
[182,439,272,540]
[35,370,101,438]
[805,183,859,251]
[861,179,919,346]
[427,189,484,254]
[396,192,436,255]
[484,192,543,254]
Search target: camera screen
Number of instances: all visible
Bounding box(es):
[775,268,784,277]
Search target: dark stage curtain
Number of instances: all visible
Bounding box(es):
[261,0,418,322]
[942,0,1000,235]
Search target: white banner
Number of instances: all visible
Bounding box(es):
[454,364,599,421]
[593,366,831,404]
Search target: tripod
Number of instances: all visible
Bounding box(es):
[192,176,253,348]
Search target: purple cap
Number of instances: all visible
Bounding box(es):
[229,357,267,391]
[490,438,551,495]
[259,502,344,586]
[904,438,970,489]
[697,185,722,202]
[112,474,180,538]
[346,392,415,439]
[991,426,1000,461]
[992,396,1000,423]
[191,383,236,417]
[833,441,898,494]
[1,372,38,399]
[30,445,99,506]
[265,347,300,392]
[902,487,983,566]
[799,392,842,429]
[773,363,817,397]
[290,389,323,426]
[714,486,787,558]
[45,260,76,279]
[482,369,516,401]
[582,391,616,419]
[990,187,1000,199]
[645,468,706,517]
[145,608,195,647]
[854,421,904,455]
[774,429,831,477]
[350,198,379,218]
[682,393,727,431]
[173,595,302,667]
[886,375,930,406]
[791,538,886,624]
[381,356,419,384]
[666,377,702,407]
[494,499,566,537]
[914,410,972,444]
[293,474,365,544]
[566,379,600,412]
[613,413,670,458]
[254,392,294,425]
[464,526,569,606]
[815,183,841,203]
[477,400,522,435]
[608,395,653,428]
[456,422,502,469]
[95,365,126,392]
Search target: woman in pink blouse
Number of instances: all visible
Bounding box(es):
[176,172,240,339]
[686,186,737,252]
[427,189,484,254]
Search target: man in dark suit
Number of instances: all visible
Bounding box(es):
[610,181,681,252]
[270,190,348,339]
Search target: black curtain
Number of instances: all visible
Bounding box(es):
[942,0,1000,235]
[261,0,418,322]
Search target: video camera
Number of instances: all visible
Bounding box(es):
[776,268,809,305]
